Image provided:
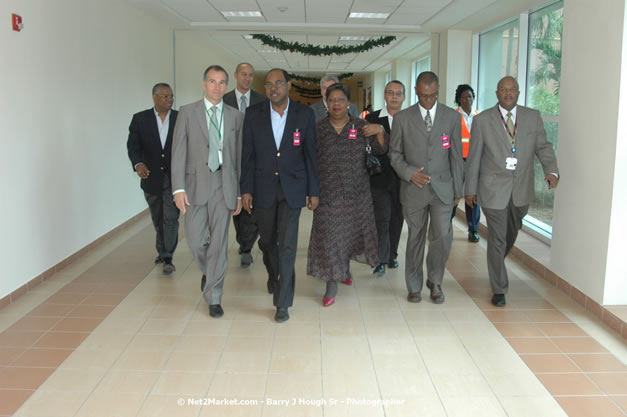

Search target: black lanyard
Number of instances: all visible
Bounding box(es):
[498,107,517,153]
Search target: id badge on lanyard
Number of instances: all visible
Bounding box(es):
[293,129,301,146]
[348,124,357,140]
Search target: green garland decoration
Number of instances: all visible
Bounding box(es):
[289,73,353,83]
[252,34,396,56]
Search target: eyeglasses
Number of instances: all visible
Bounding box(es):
[417,93,438,101]
[385,90,404,97]
[264,80,287,89]
[156,94,174,99]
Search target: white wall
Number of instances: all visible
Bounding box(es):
[551,0,627,305]
[0,0,185,299]
[442,30,473,107]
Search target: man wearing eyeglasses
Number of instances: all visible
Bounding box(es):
[465,76,558,307]
[127,83,180,275]
[390,71,464,305]
[240,68,320,323]
[364,80,406,277]
[171,65,244,319]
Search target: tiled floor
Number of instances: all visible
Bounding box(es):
[0,210,625,416]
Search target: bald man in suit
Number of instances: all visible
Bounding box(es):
[171,65,244,318]
[390,71,464,305]
[464,76,559,307]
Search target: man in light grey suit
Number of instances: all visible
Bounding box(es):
[310,74,358,122]
[390,71,463,304]
[465,76,558,307]
[171,65,244,318]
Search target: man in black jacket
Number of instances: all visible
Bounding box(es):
[127,83,179,274]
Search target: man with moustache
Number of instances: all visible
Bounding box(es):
[465,76,559,307]
[223,62,267,267]
[390,71,464,304]
[171,65,244,318]
[240,68,320,323]
[127,83,179,274]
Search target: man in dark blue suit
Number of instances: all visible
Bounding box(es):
[241,69,320,322]
[127,83,179,274]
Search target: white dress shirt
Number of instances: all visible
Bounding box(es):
[379,106,394,129]
[234,89,251,112]
[419,101,438,124]
[270,100,290,149]
[153,108,171,149]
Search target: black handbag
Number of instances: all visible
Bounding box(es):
[365,144,383,176]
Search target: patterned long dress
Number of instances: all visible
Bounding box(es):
[307,116,386,281]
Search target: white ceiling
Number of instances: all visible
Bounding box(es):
[131,0,502,72]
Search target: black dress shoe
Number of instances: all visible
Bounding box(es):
[388,258,399,269]
[468,232,480,243]
[491,294,506,307]
[426,280,445,304]
[154,256,164,264]
[240,252,253,267]
[407,292,422,303]
[209,304,224,318]
[275,308,289,323]
[162,258,175,275]
[201,274,206,292]
[373,263,386,276]
[267,278,275,294]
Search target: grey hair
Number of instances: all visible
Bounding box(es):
[320,74,340,87]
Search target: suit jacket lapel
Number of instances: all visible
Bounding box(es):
[164,112,176,151]
[194,100,210,144]
[490,106,514,152]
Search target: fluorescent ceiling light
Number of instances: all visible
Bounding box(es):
[222,11,263,17]
[349,12,389,19]
[243,35,253,39]
[340,36,370,41]
[259,49,279,53]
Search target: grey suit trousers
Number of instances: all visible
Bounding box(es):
[184,170,231,305]
[482,198,529,294]
[144,175,179,260]
[403,186,453,293]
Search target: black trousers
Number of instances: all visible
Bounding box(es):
[232,210,259,254]
[143,175,179,260]
[254,185,301,308]
[371,180,404,264]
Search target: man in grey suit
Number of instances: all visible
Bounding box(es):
[223,62,266,267]
[310,74,358,122]
[171,65,244,318]
[390,71,463,304]
[465,76,558,307]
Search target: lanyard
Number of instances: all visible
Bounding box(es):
[205,105,223,140]
[498,107,517,153]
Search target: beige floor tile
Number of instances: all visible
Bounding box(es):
[38,368,105,392]
[322,369,379,397]
[162,351,220,372]
[127,334,178,351]
[74,391,146,417]
[323,401,385,417]
[174,335,228,352]
[58,348,122,370]
[112,350,170,370]
[76,331,134,351]
[321,322,366,337]
[273,336,321,354]
[377,369,436,397]
[322,353,374,375]
[371,353,426,374]
[265,373,322,398]
[321,335,370,354]
[198,397,264,416]
[224,336,274,353]
[97,370,161,393]
[139,319,188,335]
[440,395,507,417]
[499,395,569,417]
[14,389,89,417]
[383,395,447,417]
[368,336,418,355]
[229,320,277,338]
[364,324,412,338]
[208,373,267,397]
[269,352,321,374]
[137,394,200,417]
[261,402,323,417]
[431,372,494,396]
[217,351,272,373]
[151,371,213,395]
[484,371,550,396]
[183,319,232,335]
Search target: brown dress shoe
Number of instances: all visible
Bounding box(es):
[426,280,445,304]
[407,292,422,303]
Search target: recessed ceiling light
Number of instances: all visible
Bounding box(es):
[340,36,370,41]
[349,12,389,19]
[243,35,253,39]
[221,11,263,17]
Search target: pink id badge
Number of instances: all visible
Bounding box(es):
[441,135,450,149]
[348,124,357,140]
[293,129,301,146]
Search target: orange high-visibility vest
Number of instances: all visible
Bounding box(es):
[457,108,479,158]
[360,110,369,120]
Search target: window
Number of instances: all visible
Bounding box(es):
[477,19,519,111]
[410,56,431,105]
[525,1,563,231]
[385,71,392,85]
[474,1,563,237]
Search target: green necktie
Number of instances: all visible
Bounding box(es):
[506,111,515,136]
[208,106,220,172]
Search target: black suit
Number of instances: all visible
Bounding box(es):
[127,108,180,261]
[223,89,267,256]
[366,110,404,265]
[241,100,320,308]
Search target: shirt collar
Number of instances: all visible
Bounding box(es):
[419,101,437,118]
[270,99,290,117]
[498,104,517,120]
[380,106,390,118]
[153,108,171,120]
[234,89,250,101]
[204,97,223,112]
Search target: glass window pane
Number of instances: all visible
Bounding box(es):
[477,19,519,111]
[410,56,430,105]
[524,2,563,231]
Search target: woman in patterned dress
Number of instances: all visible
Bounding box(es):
[307,83,387,306]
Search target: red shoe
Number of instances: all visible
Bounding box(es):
[322,297,335,307]
[341,277,353,286]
